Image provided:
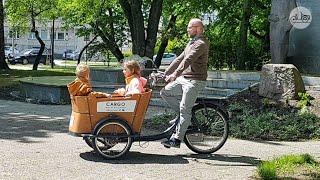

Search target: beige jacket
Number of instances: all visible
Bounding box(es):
[165,36,209,81]
[67,77,109,98]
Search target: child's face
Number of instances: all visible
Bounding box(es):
[123,67,133,77]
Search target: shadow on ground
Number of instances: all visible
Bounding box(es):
[0,112,69,143]
[183,153,260,166]
[80,151,260,166]
[80,151,189,164]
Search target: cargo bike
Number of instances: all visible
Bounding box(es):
[69,73,229,159]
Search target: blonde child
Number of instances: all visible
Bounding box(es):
[114,60,147,96]
[67,64,111,98]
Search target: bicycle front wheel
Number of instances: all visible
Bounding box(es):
[92,119,133,159]
[184,103,229,154]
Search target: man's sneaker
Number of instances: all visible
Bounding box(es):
[169,116,179,125]
[161,138,181,148]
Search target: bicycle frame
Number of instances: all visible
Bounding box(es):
[81,118,176,142]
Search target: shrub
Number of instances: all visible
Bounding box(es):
[228,102,320,141]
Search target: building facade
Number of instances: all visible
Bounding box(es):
[4,19,89,57]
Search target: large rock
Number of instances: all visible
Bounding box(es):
[259,64,305,100]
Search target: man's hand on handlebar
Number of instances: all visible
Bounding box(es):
[165,74,176,82]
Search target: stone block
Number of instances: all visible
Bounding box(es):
[259,64,305,100]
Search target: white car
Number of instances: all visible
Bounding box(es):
[4,46,19,58]
[153,53,176,65]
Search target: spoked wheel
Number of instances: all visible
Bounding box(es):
[22,58,29,65]
[184,103,229,154]
[83,136,94,149]
[84,136,115,150]
[92,119,133,159]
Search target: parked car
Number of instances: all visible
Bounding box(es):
[62,50,83,60]
[153,53,177,65]
[62,49,74,60]
[4,46,19,58]
[8,48,48,65]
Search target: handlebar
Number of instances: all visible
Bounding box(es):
[148,70,167,88]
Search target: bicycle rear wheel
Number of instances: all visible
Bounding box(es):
[184,103,229,154]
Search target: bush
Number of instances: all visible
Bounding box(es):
[228,102,320,141]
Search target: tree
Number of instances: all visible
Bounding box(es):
[207,0,271,70]
[154,0,214,68]
[0,0,9,70]
[5,0,56,70]
[58,0,125,61]
[119,0,163,61]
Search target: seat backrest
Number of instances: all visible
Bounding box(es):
[70,95,90,114]
[130,89,152,133]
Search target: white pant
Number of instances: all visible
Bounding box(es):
[160,76,206,140]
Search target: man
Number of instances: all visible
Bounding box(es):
[160,18,209,148]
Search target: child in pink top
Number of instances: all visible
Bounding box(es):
[114,60,147,96]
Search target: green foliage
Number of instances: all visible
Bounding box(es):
[262,98,270,107]
[5,0,57,32]
[149,112,177,127]
[298,92,313,108]
[257,154,320,179]
[258,161,277,179]
[165,36,189,55]
[228,102,320,140]
[205,0,271,70]
[123,51,133,58]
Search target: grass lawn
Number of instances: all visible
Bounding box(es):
[257,154,320,179]
[19,76,75,86]
[0,68,74,87]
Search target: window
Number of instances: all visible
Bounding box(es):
[40,30,48,40]
[29,32,36,39]
[57,32,64,40]
[84,34,90,41]
[8,30,20,39]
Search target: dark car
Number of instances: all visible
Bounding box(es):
[8,48,48,65]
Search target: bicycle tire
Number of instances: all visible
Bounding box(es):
[184,103,229,154]
[92,119,133,159]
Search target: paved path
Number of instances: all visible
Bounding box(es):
[0,99,319,180]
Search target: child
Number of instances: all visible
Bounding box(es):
[67,64,111,98]
[114,60,147,96]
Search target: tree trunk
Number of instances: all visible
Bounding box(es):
[32,30,45,70]
[130,0,145,56]
[0,0,9,70]
[154,15,177,68]
[119,0,135,52]
[31,16,45,71]
[95,27,124,61]
[237,0,252,70]
[120,0,163,64]
[77,35,97,64]
[145,0,163,59]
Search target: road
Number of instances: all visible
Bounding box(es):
[0,99,319,180]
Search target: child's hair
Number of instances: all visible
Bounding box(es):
[123,60,141,76]
[75,64,90,78]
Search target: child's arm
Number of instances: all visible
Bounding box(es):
[114,88,126,96]
[90,92,111,98]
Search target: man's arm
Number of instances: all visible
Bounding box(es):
[171,42,205,78]
[164,50,185,75]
